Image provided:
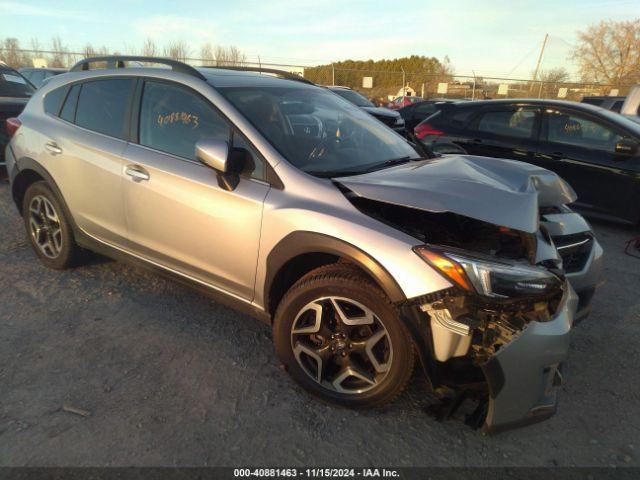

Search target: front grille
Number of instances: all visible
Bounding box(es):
[553,233,593,274]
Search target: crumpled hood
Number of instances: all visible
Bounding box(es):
[336,155,577,233]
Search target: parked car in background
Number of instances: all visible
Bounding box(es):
[398,99,462,131]
[1,63,35,178]
[581,95,626,113]
[328,86,405,133]
[19,67,66,88]
[416,99,640,224]
[387,95,423,110]
[5,56,602,433]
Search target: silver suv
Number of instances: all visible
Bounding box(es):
[4,57,603,433]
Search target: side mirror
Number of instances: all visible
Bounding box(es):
[196,139,230,172]
[614,138,638,156]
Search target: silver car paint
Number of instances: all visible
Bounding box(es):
[336,155,577,234]
[11,69,455,307]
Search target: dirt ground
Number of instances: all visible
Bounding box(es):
[0,180,638,467]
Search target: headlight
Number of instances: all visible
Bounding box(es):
[414,246,562,298]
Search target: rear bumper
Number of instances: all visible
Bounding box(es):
[481,285,577,434]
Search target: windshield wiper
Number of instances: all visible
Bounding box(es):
[359,156,417,173]
[306,157,421,179]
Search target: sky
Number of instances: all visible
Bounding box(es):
[0,0,638,79]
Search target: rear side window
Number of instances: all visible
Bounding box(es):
[441,106,475,128]
[60,84,80,123]
[75,79,135,139]
[44,87,67,116]
[138,80,230,160]
[476,108,536,139]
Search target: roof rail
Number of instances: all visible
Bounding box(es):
[202,65,315,85]
[69,56,206,81]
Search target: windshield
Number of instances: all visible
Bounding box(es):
[218,85,420,177]
[0,68,35,98]
[331,89,374,108]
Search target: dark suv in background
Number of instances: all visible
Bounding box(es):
[328,86,405,133]
[416,99,640,224]
[1,64,35,177]
[19,67,67,88]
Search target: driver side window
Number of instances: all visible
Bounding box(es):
[546,110,623,151]
[139,80,230,161]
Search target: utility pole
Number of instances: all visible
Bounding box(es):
[531,33,549,84]
[401,67,405,95]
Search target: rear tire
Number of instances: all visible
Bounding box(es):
[274,263,414,408]
[22,181,78,270]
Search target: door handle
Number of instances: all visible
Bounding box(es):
[471,138,483,144]
[124,165,150,182]
[45,142,62,155]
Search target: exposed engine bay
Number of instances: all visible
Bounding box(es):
[349,196,537,262]
[345,191,573,432]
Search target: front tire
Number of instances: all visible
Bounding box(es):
[274,264,414,408]
[22,181,78,269]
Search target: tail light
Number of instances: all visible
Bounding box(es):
[414,122,443,140]
[5,117,22,138]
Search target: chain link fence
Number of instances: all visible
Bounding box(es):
[304,67,633,104]
[2,47,633,103]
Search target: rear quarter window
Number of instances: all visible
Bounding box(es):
[44,87,67,116]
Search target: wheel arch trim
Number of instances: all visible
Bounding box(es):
[264,231,406,314]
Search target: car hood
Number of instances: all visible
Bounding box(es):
[360,106,400,118]
[336,155,577,233]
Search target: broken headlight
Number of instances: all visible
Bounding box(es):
[414,246,562,299]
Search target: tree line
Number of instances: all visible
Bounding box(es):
[0,37,247,69]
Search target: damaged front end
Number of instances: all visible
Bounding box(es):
[349,196,578,433]
[410,243,575,434]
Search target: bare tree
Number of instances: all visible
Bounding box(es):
[0,38,26,67]
[572,19,640,85]
[200,42,215,65]
[50,36,69,67]
[83,43,97,58]
[163,41,190,62]
[537,67,570,84]
[30,37,43,63]
[214,45,246,66]
[141,38,157,57]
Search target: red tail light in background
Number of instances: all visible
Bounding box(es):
[5,117,22,138]
[414,123,443,140]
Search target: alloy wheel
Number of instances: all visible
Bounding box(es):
[290,296,393,394]
[28,195,63,259]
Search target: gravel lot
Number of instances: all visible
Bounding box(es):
[0,180,638,467]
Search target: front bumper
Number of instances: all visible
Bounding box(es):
[480,285,578,434]
[541,212,603,322]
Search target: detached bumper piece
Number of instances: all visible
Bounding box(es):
[480,287,577,434]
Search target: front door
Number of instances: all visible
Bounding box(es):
[122,79,270,300]
[536,107,640,221]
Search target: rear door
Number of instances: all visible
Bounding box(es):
[455,105,541,164]
[536,107,640,221]
[121,79,270,300]
[39,78,134,247]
